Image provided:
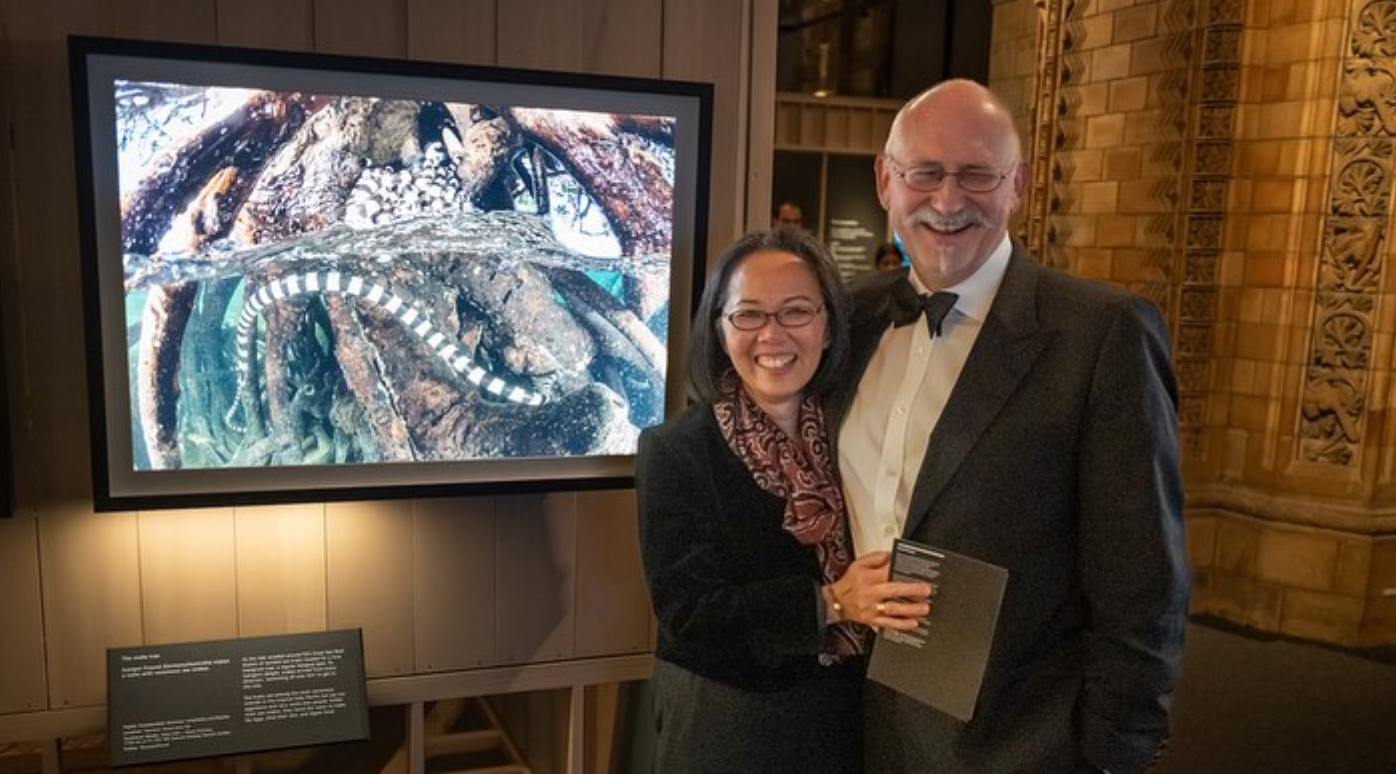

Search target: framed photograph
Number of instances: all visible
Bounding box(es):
[69,36,711,511]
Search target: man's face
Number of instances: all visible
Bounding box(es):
[876,90,1027,290]
[774,203,804,232]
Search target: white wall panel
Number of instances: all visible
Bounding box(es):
[138,507,239,645]
[39,503,142,709]
[574,489,651,657]
[495,493,576,664]
[235,503,328,636]
[412,495,497,671]
[327,500,415,676]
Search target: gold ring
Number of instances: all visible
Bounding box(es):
[876,602,887,615]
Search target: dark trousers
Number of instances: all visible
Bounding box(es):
[651,658,863,774]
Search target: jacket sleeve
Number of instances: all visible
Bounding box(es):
[636,422,825,661]
[1076,295,1191,774]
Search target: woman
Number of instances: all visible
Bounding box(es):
[637,229,929,773]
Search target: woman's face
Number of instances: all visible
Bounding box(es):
[719,250,828,419]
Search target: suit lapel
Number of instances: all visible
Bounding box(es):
[828,270,903,430]
[902,250,1051,537]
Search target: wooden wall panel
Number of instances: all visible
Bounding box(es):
[326,501,415,676]
[313,0,407,57]
[579,0,661,77]
[406,0,495,65]
[412,496,497,671]
[235,503,327,637]
[138,508,239,645]
[499,0,664,75]
[745,0,779,231]
[0,516,47,713]
[4,3,103,504]
[0,4,17,519]
[574,490,650,657]
[2,1,97,718]
[496,0,584,71]
[663,0,753,257]
[215,0,314,50]
[495,493,576,664]
[107,0,216,43]
[39,503,143,708]
[0,5,45,715]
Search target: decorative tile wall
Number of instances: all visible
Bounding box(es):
[1003,0,1396,646]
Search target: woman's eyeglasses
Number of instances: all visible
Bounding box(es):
[886,158,1011,194]
[723,305,824,331]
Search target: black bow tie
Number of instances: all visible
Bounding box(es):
[889,281,959,337]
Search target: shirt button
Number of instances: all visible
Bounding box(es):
[883,526,897,537]
[896,405,906,416]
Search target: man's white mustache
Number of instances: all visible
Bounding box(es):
[909,208,982,231]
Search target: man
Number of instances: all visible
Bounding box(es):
[772,200,805,232]
[874,241,906,273]
[833,79,1190,773]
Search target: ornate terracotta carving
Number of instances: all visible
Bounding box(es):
[1351,0,1396,59]
[1297,0,1396,464]
[1026,0,1085,269]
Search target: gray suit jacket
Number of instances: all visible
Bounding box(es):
[833,245,1190,774]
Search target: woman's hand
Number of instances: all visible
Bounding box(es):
[827,551,933,631]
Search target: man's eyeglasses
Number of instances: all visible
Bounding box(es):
[886,158,1012,194]
[723,305,824,331]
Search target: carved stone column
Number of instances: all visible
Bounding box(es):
[1009,0,1396,647]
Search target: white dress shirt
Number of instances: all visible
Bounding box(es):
[839,235,1013,555]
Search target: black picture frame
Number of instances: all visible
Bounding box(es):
[69,35,712,512]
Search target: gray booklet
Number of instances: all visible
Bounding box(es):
[867,538,1008,722]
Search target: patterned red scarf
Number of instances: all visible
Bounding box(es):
[713,373,868,660]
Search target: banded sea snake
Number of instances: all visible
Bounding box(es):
[227,270,547,428]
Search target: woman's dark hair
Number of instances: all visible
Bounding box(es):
[688,229,851,403]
